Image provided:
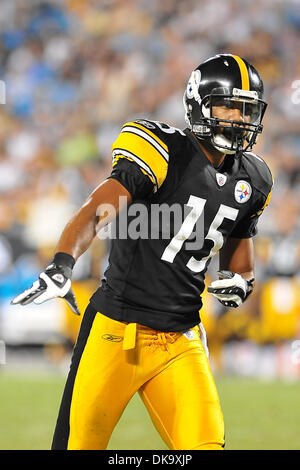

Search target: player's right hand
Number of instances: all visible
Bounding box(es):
[207,270,248,308]
[11,253,81,315]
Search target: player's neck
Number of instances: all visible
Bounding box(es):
[192,133,226,168]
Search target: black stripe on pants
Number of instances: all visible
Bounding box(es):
[51,303,97,450]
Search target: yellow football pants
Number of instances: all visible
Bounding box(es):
[52,304,225,450]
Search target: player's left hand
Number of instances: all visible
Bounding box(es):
[11,252,80,315]
[207,270,251,308]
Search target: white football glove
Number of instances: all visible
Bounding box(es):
[207,270,254,308]
[11,252,80,315]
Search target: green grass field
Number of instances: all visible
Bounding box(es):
[0,370,299,450]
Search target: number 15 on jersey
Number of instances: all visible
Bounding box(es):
[161,195,239,273]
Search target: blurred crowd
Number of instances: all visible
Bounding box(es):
[0,0,299,351]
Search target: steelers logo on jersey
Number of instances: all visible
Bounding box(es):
[234,180,252,203]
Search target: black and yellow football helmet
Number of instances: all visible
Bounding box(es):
[183,54,267,154]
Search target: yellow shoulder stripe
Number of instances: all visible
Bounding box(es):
[123,121,168,153]
[112,154,155,185]
[261,186,272,211]
[250,186,273,218]
[111,125,169,189]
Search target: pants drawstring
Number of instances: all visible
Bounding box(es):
[157,332,177,352]
[123,324,178,353]
[157,333,168,352]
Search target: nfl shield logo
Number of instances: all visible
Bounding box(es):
[216,173,227,187]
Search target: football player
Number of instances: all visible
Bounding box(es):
[12,54,273,450]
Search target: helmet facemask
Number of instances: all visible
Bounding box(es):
[184,86,267,155]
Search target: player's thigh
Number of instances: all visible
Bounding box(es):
[139,346,225,450]
[68,311,136,449]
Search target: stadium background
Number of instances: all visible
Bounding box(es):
[0,0,300,450]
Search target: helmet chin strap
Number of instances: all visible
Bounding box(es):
[235,136,245,158]
[211,130,245,157]
[211,133,238,155]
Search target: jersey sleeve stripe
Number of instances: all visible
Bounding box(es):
[250,186,273,218]
[123,121,168,152]
[112,153,156,184]
[112,148,158,189]
[260,186,273,211]
[121,125,169,163]
[112,128,168,189]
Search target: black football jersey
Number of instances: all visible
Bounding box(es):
[90,120,273,331]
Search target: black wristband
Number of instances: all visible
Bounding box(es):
[52,252,76,270]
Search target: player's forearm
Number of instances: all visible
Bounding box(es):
[219,237,254,278]
[55,178,132,261]
[55,203,98,261]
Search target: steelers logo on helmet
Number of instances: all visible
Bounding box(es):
[186,69,201,100]
[234,180,252,203]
